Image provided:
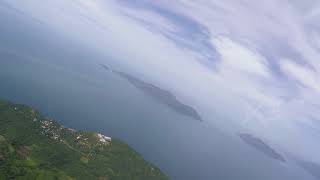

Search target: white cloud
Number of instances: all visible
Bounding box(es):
[281,60,320,91]
[212,37,270,77]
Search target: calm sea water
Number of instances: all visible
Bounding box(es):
[0,7,315,180]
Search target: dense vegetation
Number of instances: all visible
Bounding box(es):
[0,100,168,180]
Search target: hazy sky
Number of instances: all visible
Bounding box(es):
[2,0,320,162]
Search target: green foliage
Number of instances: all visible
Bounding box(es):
[0,100,168,180]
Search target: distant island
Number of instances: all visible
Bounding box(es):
[0,100,168,180]
[238,133,286,162]
[100,64,202,121]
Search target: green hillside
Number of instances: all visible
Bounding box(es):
[0,100,168,180]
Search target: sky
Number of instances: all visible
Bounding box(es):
[1,0,320,163]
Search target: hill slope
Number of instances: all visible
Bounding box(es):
[0,100,168,180]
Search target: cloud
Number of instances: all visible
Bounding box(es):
[106,0,320,161]
[281,60,320,91]
[212,37,270,77]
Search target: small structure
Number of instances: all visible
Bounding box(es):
[67,128,76,133]
[97,133,112,143]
